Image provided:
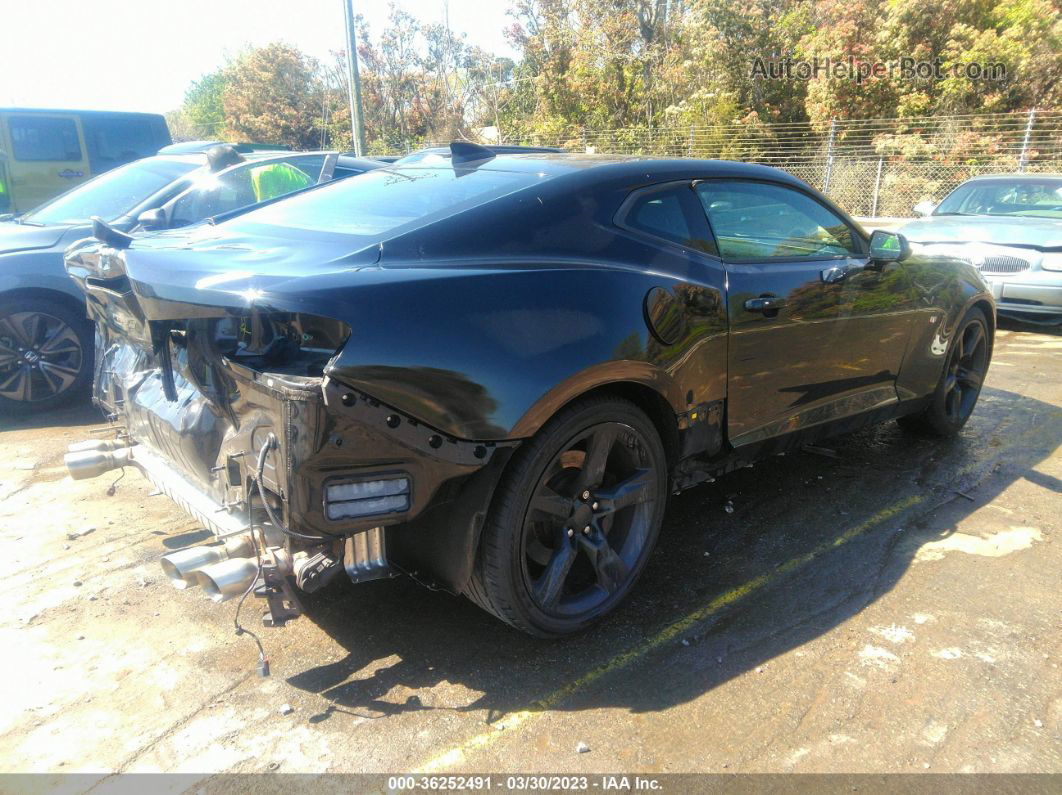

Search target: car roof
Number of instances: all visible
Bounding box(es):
[136,150,384,177]
[963,173,1062,182]
[0,107,164,118]
[158,141,293,155]
[386,152,815,189]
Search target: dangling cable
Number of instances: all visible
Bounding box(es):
[232,438,274,677]
[106,465,126,496]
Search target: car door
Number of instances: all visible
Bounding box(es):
[166,154,326,228]
[1,113,90,212]
[695,179,917,447]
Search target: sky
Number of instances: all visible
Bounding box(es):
[0,0,517,114]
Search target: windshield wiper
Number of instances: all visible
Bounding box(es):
[15,218,44,226]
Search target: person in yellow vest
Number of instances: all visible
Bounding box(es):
[0,150,10,214]
[249,161,313,202]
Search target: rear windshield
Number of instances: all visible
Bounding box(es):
[234,166,537,240]
[25,157,197,225]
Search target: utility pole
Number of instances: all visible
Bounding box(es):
[1017,108,1036,173]
[822,118,837,194]
[342,0,367,156]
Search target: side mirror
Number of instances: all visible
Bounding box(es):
[869,230,911,263]
[137,208,167,230]
[912,200,936,217]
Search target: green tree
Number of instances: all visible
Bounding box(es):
[221,43,323,149]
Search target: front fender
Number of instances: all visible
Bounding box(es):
[895,254,995,400]
[0,249,86,303]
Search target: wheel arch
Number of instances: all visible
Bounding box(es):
[509,370,682,468]
[970,297,996,341]
[559,380,680,469]
[0,286,88,320]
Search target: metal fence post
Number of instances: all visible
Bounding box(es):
[582,127,588,153]
[1017,108,1036,173]
[822,118,837,193]
[689,125,695,157]
[871,157,884,217]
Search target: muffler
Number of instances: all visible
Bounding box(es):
[160,535,254,590]
[64,446,133,480]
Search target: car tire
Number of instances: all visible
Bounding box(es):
[898,306,991,438]
[467,395,668,637]
[0,296,93,415]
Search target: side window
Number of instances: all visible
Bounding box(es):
[695,181,860,261]
[170,169,256,227]
[622,185,718,255]
[247,156,321,200]
[82,116,160,171]
[169,157,321,227]
[9,116,81,161]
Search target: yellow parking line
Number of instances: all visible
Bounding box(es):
[416,494,924,773]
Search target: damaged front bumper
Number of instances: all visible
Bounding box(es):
[64,241,515,619]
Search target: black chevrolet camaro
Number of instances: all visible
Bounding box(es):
[64,143,994,640]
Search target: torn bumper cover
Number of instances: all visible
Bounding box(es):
[64,241,516,600]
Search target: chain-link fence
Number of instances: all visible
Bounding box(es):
[413,110,1062,218]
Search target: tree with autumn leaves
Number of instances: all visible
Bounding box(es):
[167,0,1061,150]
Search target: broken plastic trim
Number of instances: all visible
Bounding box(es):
[90,216,133,250]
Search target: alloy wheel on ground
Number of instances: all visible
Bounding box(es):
[0,310,85,404]
[941,316,989,425]
[521,420,660,619]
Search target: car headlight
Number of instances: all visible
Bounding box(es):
[1042,252,1062,272]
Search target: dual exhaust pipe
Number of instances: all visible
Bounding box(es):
[65,438,297,605]
[160,535,259,602]
[65,439,133,480]
[161,527,290,603]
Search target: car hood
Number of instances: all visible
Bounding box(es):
[900,216,1062,250]
[0,222,74,254]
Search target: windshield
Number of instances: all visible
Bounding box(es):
[935,179,1062,220]
[235,166,538,241]
[24,157,199,225]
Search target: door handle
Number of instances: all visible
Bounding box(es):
[820,263,866,284]
[744,295,787,314]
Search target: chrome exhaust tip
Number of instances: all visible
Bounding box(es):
[196,557,261,603]
[64,447,133,480]
[160,536,254,590]
[67,439,130,453]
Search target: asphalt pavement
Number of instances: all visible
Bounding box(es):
[0,321,1058,780]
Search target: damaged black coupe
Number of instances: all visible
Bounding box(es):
[63,143,994,641]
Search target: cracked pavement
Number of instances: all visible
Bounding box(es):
[0,321,1058,778]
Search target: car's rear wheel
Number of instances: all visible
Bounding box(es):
[898,306,991,437]
[467,396,668,637]
[0,297,92,415]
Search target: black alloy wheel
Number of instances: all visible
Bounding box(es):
[468,396,668,637]
[0,297,92,414]
[899,306,991,437]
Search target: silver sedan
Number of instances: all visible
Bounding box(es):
[902,174,1062,325]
